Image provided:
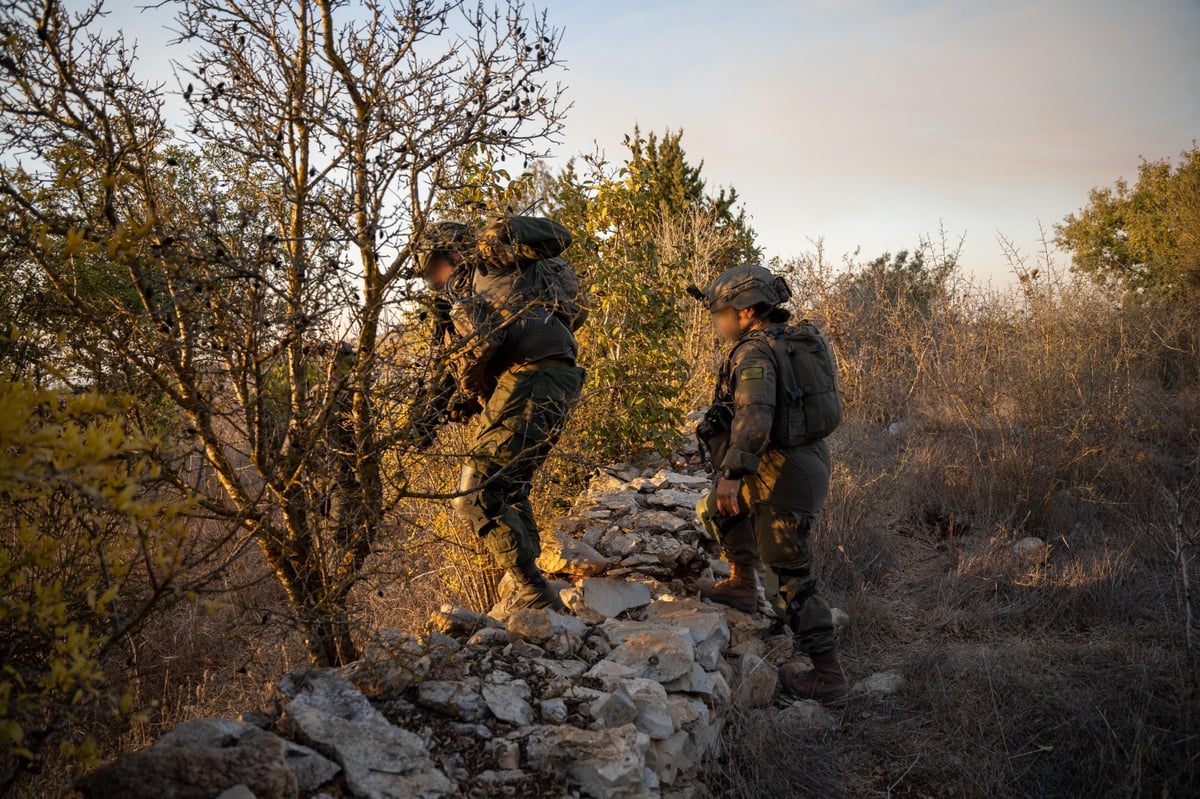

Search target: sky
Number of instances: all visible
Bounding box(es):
[82,0,1200,284]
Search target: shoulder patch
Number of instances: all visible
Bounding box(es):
[740,366,765,381]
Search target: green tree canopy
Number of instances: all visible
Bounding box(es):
[1056,145,1200,299]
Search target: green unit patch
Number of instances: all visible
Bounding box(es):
[740,366,765,380]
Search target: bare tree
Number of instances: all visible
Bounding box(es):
[0,0,567,665]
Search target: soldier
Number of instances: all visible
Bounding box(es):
[690,264,849,701]
[409,222,478,447]
[428,217,585,613]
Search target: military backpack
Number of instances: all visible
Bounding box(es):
[479,215,589,332]
[756,322,842,445]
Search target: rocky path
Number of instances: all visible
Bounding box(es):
[79,453,900,799]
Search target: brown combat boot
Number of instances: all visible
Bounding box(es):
[696,562,759,614]
[508,561,570,615]
[780,648,849,702]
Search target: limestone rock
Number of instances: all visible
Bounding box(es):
[1013,536,1048,558]
[416,679,486,721]
[482,679,535,726]
[651,470,710,489]
[633,510,690,533]
[779,699,837,730]
[525,723,650,799]
[152,718,338,792]
[581,577,652,618]
[76,737,296,799]
[640,535,685,566]
[560,586,607,624]
[584,659,639,690]
[429,604,500,638]
[597,529,640,558]
[605,629,696,683]
[587,686,639,729]
[621,678,675,740]
[853,671,905,696]
[505,607,588,658]
[505,607,588,642]
[537,527,609,577]
[466,627,514,647]
[733,653,777,709]
[281,669,454,799]
[645,489,701,510]
[645,598,730,670]
[662,661,714,696]
[539,697,569,724]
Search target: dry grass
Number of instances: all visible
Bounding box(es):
[709,245,1199,797]
[12,238,1199,797]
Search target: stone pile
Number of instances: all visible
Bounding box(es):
[80,455,899,799]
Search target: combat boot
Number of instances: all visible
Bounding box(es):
[696,562,758,614]
[508,561,570,614]
[779,648,849,702]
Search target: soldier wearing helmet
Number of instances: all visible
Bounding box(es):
[690,264,849,701]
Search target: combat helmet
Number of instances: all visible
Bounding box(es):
[688,264,792,312]
[413,220,472,278]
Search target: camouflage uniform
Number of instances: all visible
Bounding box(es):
[450,259,584,572]
[697,326,836,655]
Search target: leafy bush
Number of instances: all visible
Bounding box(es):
[0,379,187,785]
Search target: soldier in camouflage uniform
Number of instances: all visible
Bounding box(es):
[420,219,584,613]
[691,264,849,701]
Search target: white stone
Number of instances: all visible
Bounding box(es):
[539,697,568,724]
[853,671,905,696]
[663,661,714,695]
[587,686,639,729]
[560,586,606,624]
[633,510,690,533]
[597,529,640,558]
[584,659,639,690]
[779,699,837,730]
[466,627,514,646]
[281,669,454,799]
[604,629,696,683]
[153,717,340,792]
[581,577,652,618]
[645,489,702,510]
[733,653,777,709]
[537,527,609,577]
[652,470,710,489]
[1013,536,1047,557]
[525,723,650,799]
[505,608,587,645]
[645,598,730,670]
[482,680,534,726]
[415,679,486,722]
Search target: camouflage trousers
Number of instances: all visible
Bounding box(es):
[453,365,584,570]
[697,440,836,655]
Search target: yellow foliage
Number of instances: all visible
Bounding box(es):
[0,377,188,774]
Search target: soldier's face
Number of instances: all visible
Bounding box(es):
[424,255,457,291]
[713,307,758,341]
[714,307,742,340]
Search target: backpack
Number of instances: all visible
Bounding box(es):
[523,255,589,332]
[755,322,842,445]
[479,215,573,268]
[480,216,588,332]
